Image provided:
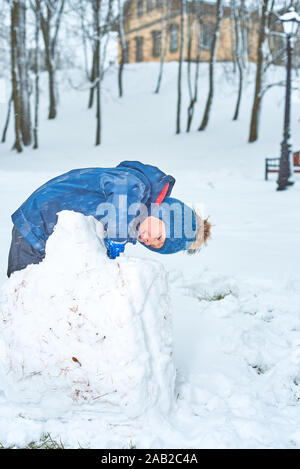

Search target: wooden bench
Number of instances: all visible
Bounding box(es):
[265,151,300,180]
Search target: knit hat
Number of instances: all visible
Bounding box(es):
[141,197,197,255]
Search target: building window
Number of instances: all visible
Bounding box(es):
[135,36,143,62]
[152,30,161,57]
[137,0,144,17]
[169,24,179,53]
[270,34,285,53]
[201,24,213,49]
[147,0,153,12]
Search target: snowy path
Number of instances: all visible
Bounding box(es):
[0,63,299,448]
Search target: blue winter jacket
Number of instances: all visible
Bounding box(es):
[12,161,175,254]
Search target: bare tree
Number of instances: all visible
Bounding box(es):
[118,0,126,97]
[71,0,98,109]
[1,1,12,143]
[94,0,102,145]
[186,2,202,132]
[240,0,248,67]
[16,0,32,146]
[79,0,91,80]
[8,0,32,150]
[248,0,270,142]
[10,0,32,152]
[10,2,22,152]
[40,0,65,119]
[88,0,113,107]
[198,0,223,132]
[232,0,244,121]
[32,0,41,149]
[88,47,98,108]
[176,0,187,135]
[230,0,237,73]
[155,0,169,94]
[68,0,112,143]
[101,0,114,81]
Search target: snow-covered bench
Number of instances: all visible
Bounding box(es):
[265,151,300,180]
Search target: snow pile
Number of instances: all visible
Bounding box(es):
[0,211,175,417]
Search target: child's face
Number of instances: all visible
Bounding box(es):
[138,216,166,249]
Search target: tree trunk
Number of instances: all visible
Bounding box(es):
[79,0,90,80]
[41,9,57,120]
[15,0,32,146]
[230,0,236,73]
[94,0,102,146]
[248,0,269,143]
[100,0,114,82]
[198,0,223,132]
[186,14,201,132]
[240,0,248,67]
[232,3,243,121]
[176,0,186,135]
[33,0,40,149]
[44,35,57,119]
[118,0,126,98]
[155,0,168,94]
[47,53,57,119]
[88,48,97,109]
[186,9,194,103]
[233,55,243,121]
[88,0,112,108]
[40,1,65,120]
[11,1,23,153]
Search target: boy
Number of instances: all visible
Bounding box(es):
[7,161,211,277]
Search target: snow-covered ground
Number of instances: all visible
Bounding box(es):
[0,62,300,448]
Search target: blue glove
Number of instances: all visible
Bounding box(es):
[105,238,127,259]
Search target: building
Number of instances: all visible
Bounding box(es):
[119,0,259,64]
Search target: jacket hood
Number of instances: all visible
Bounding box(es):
[140,197,197,255]
[117,161,175,205]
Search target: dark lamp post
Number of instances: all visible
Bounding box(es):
[277,7,300,191]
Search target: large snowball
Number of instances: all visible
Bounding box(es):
[0,211,175,417]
